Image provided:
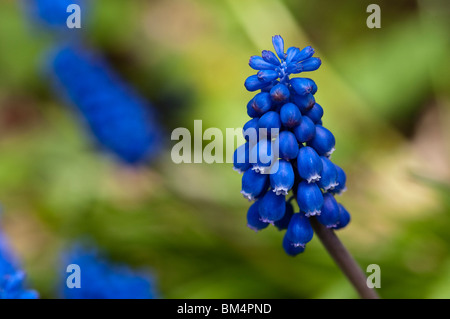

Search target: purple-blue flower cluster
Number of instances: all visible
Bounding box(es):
[234,35,351,256]
[61,245,158,299]
[0,211,38,299]
[49,45,163,164]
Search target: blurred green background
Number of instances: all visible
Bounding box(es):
[0,0,449,298]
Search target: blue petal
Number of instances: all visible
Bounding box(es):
[285,47,300,64]
[280,102,302,129]
[249,56,277,70]
[297,146,323,183]
[293,116,316,143]
[277,131,299,160]
[303,103,323,123]
[296,180,324,216]
[246,97,260,118]
[244,74,270,92]
[243,118,259,141]
[317,156,339,191]
[333,204,351,230]
[272,35,285,59]
[241,169,269,201]
[292,46,315,63]
[316,193,340,228]
[258,111,281,137]
[286,62,302,74]
[247,201,269,232]
[233,143,251,173]
[258,191,286,223]
[248,92,272,115]
[249,139,275,173]
[257,70,279,82]
[270,83,290,104]
[290,78,317,96]
[331,165,347,195]
[285,213,314,247]
[261,50,280,66]
[293,93,316,113]
[298,57,322,72]
[270,159,295,195]
[307,125,336,157]
[282,234,306,256]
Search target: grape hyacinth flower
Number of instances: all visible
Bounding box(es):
[48,45,163,164]
[61,245,158,299]
[235,35,350,256]
[0,210,38,299]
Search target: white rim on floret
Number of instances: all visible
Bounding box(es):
[240,190,255,201]
[325,147,335,158]
[335,186,347,196]
[324,181,339,191]
[247,224,261,232]
[305,209,321,217]
[260,218,275,225]
[251,165,270,174]
[273,187,289,196]
[306,174,321,183]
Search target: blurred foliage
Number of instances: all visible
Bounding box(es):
[0,0,449,298]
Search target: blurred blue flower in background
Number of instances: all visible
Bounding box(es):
[0,209,38,299]
[48,45,163,164]
[61,244,158,299]
[25,0,86,31]
[23,0,164,164]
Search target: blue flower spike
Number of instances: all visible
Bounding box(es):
[236,35,351,255]
[62,245,158,299]
[49,45,162,165]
